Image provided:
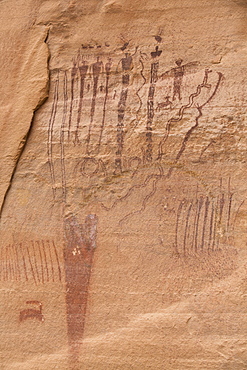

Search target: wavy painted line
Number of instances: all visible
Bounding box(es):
[200,72,223,108]
[157,76,205,160]
[119,173,161,226]
[135,59,147,121]
[166,73,222,178]
[157,71,223,161]
[100,166,163,212]
[176,108,202,162]
[175,73,223,164]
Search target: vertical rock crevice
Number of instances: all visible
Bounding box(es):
[0,26,50,219]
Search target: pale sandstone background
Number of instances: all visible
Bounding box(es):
[0,0,247,369]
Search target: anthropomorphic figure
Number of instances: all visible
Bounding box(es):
[86,57,104,153]
[74,59,89,143]
[144,45,163,162]
[161,59,199,101]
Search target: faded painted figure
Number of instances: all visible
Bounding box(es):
[63,214,98,348]
[161,59,199,101]
[115,52,134,173]
[19,301,44,322]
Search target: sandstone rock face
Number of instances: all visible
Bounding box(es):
[0,0,247,369]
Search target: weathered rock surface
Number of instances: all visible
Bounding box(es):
[0,0,247,369]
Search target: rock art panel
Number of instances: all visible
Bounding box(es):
[0,0,247,369]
